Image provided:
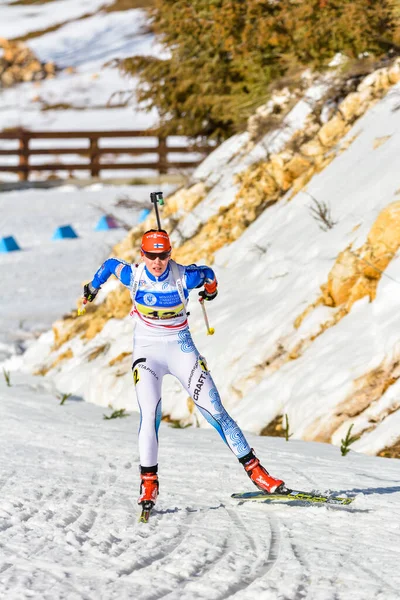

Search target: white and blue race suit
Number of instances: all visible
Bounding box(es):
[91,258,251,467]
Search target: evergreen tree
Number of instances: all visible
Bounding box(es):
[119,0,398,140]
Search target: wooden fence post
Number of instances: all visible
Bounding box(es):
[158,136,168,174]
[89,134,100,177]
[18,128,30,182]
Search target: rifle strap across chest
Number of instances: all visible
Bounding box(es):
[131,262,145,306]
[169,260,187,316]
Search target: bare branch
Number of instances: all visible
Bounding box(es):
[307,193,337,231]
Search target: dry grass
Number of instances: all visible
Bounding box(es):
[378,438,400,459]
[87,344,110,362]
[9,0,57,5]
[11,0,154,43]
[10,0,152,6]
[11,0,153,10]
[260,415,285,438]
[104,0,155,12]
[109,351,131,366]
[13,15,92,43]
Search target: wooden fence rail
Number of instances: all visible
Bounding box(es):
[0,129,213,181]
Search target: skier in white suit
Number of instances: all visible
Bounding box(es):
[84,229,285,507]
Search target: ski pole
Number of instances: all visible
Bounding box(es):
[199,297,215,335]
[150,191,164,230]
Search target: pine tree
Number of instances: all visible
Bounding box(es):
[118,0,398,140]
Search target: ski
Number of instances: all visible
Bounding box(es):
[138,501,154,523]
[231,489,354,506]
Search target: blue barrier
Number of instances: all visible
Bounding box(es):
[0,236,20,253]
[138,208,151,224]
[52,225,78,240]
[95,215,120,231]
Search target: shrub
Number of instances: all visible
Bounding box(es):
[340,424,360,456]
[119,0,398,140]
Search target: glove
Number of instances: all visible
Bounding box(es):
[83,283,99,303]
[198,279,218,301]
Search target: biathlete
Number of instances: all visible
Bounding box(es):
[83,229,285,507]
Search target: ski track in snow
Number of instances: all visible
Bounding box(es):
[1,375,400,599]
[0,473,279,599]
[0,376,289,599]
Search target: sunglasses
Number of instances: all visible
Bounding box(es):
[143,251,171,260]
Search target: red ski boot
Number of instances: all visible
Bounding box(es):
[138,472,159,505]
[241,452,284,494]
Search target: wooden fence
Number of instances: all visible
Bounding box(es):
[0,129,213,181]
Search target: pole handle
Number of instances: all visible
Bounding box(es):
[150,191,164,230]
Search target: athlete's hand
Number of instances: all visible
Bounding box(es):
[83,283,99,303]
[198,279,218,301]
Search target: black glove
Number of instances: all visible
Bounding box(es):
[198,289,218,302]
[83,283,99,302]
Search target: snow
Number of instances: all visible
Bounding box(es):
[28,10,157,69]
[183,82,329,240]
[0,0,116,40]
[0,3,162,172]
[1,2,400,597]
[0,182,174,356]
[1,371,400,599]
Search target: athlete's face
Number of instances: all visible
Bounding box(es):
[142,251,171,277]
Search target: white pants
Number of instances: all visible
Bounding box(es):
[132,329,251,467]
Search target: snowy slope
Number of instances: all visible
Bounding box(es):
[16,79,400,456]
[0,0,115,38]
[0,1,161,164]
[1,371,400,600]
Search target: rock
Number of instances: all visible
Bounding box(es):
[265,153,293,191]
[164,182,207,217]
[388,60,400,84]
[247,87,294,142]
[300,138,325,157]
[362,201,400,277]
[0,37,58,87]
[323,248,361,306]
[358,68,390,93]
[284,155,312,181]
[338,89,372,122]
[318,114,347,147]
[44,62,56,75]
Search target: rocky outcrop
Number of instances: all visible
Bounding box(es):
[247,87,295,143]
[51,286,132,354]
[172,59,400,267]
[236,60,400,211]
[0,38,57,87]
[306,358,400,443]
[379,438,400,458]
[292,201,400,327]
